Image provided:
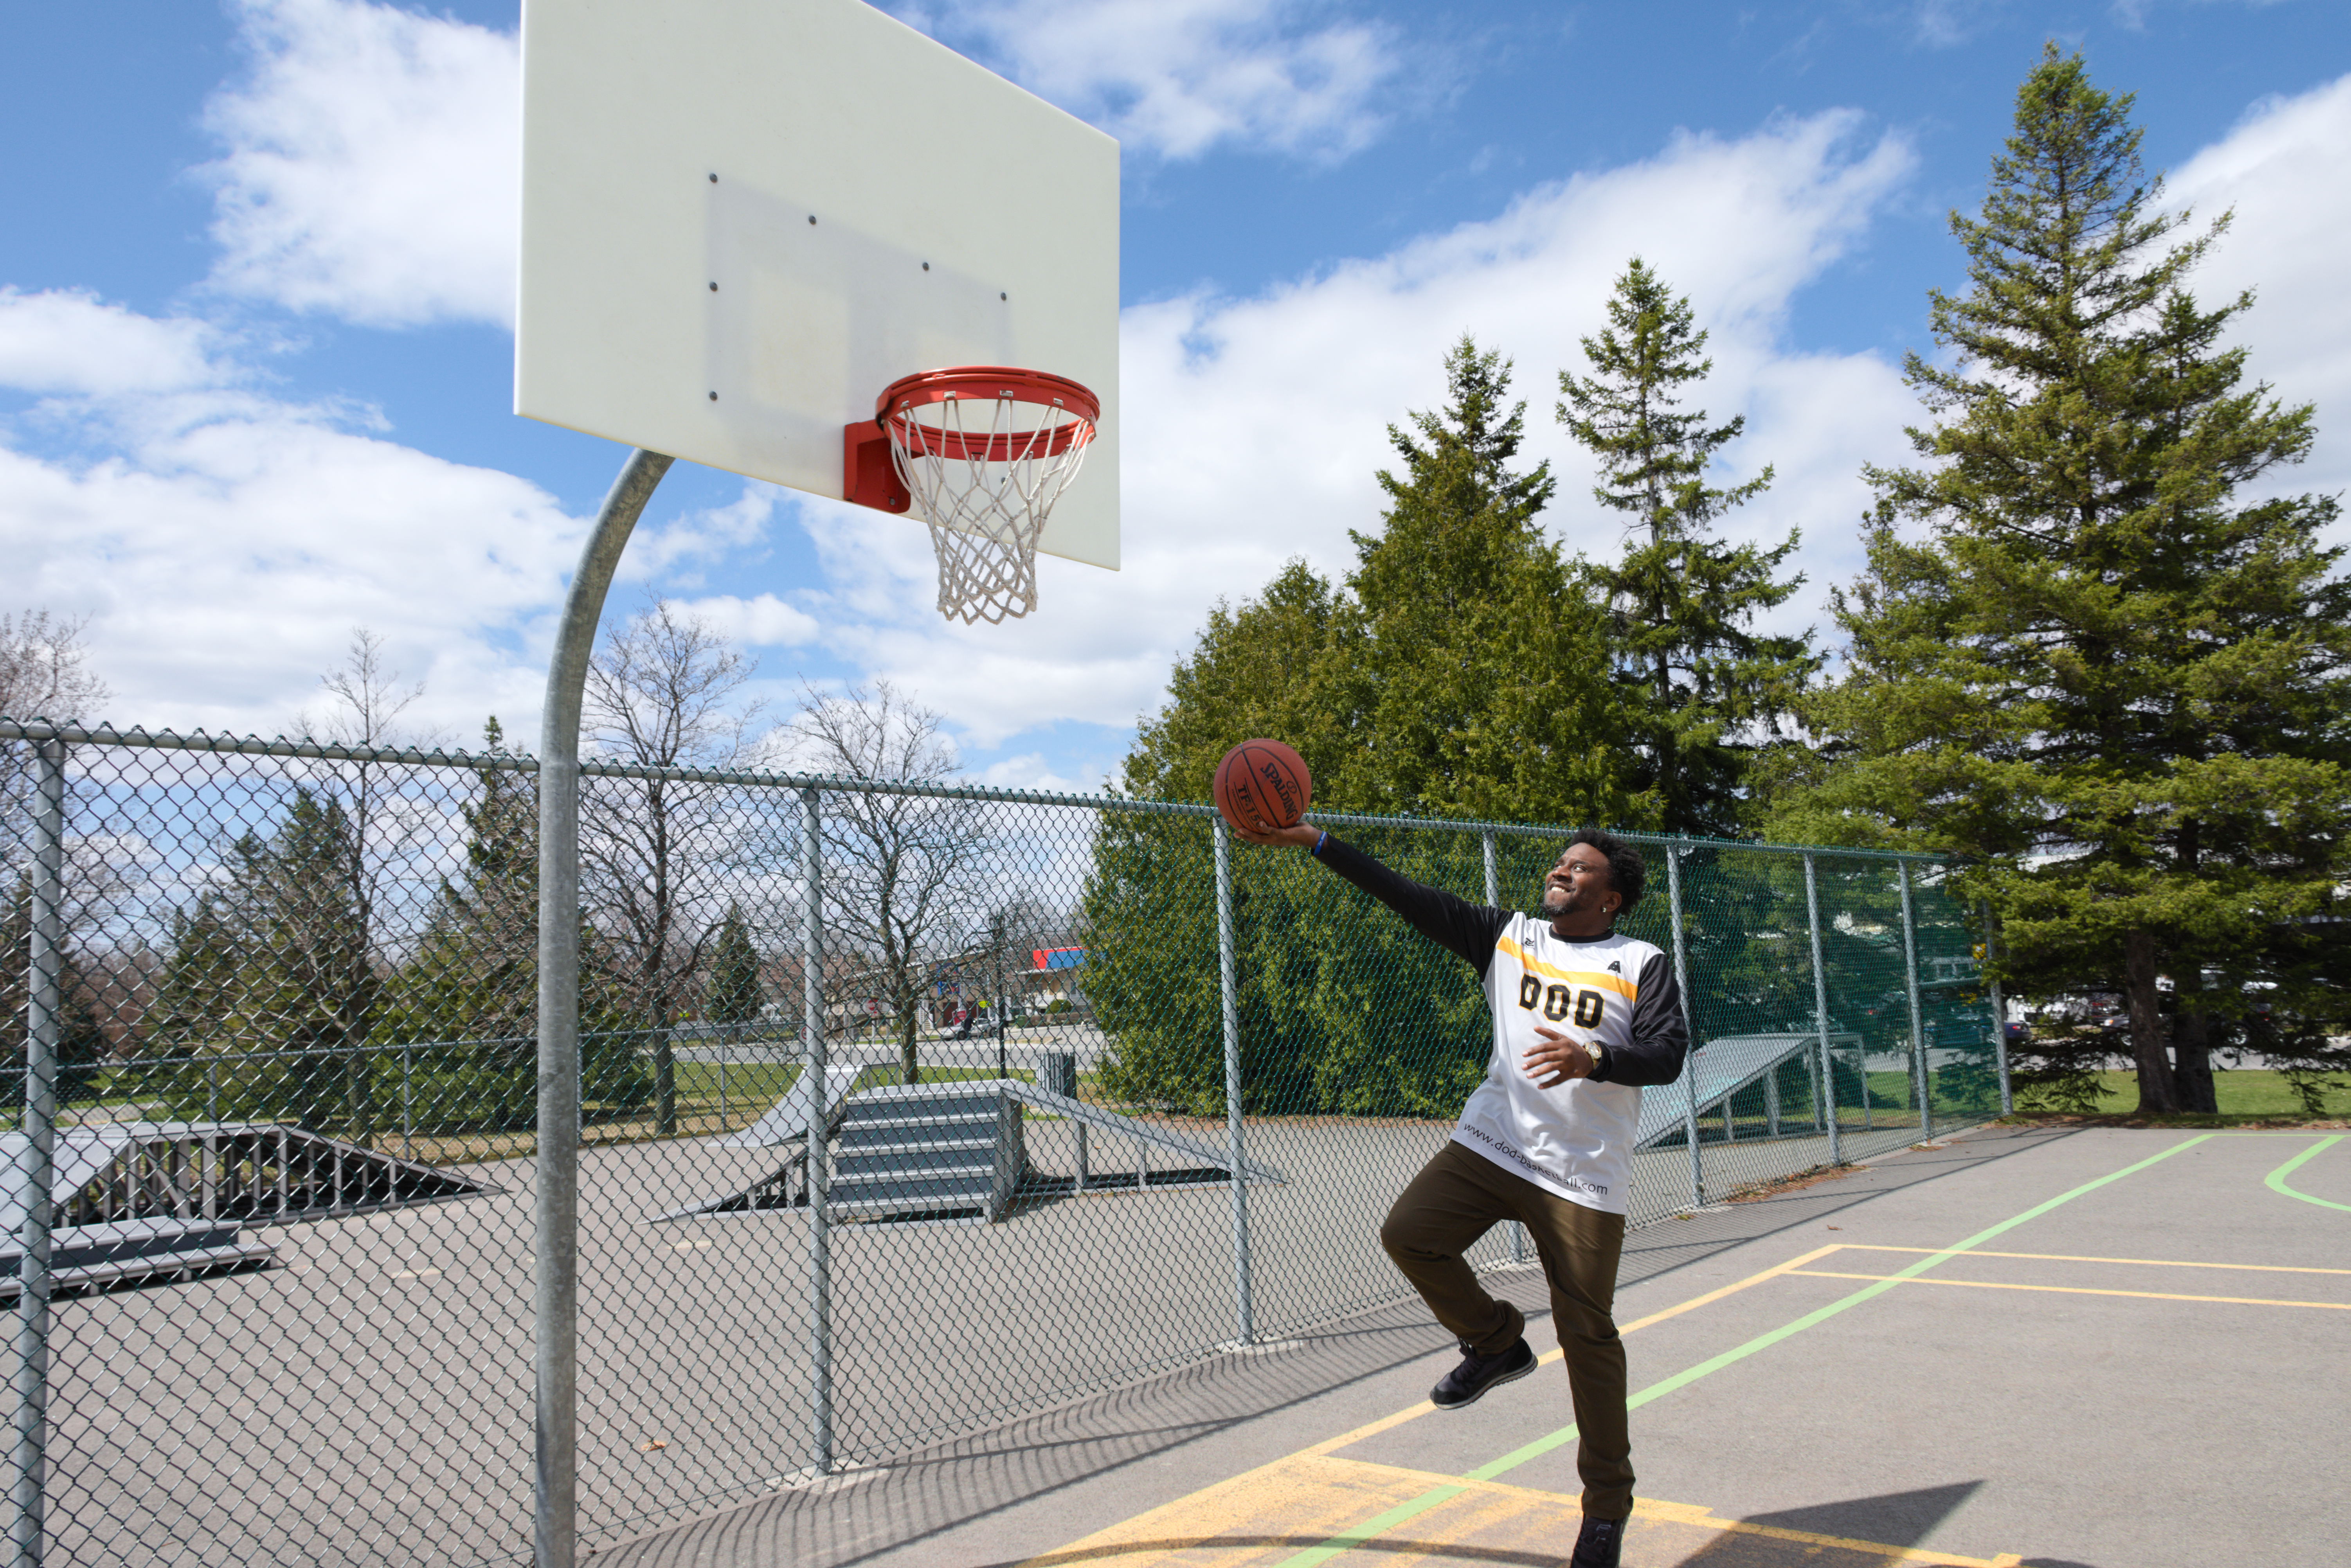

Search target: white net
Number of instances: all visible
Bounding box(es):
[886,382,1097,625]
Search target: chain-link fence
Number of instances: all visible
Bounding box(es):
[1,719,2004,1567]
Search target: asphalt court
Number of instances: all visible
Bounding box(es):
[1010,1130,2347,1568]
[603,1127,2347,1568]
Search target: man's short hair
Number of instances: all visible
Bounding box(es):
[1566,828,1646,916]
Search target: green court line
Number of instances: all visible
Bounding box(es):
[2265,1136,2349,1212]
[1265,1484,1467,1568]
[1267,1134,2212,1566]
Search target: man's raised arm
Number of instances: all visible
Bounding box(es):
[1235,822,1507,975]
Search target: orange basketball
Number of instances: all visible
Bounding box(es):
[1213,738,1312,832]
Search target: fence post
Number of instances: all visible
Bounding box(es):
[1212,817,1253,1347]
[1897,862,1930,1137]
[1803,855,1841,1167]
[535,446,671,1568]
[1484,833,1526,1263]
[11,738,64,1568]
[1982,903,2012,1115]
[799,786,833,1473]
[1664,845,1703,1207]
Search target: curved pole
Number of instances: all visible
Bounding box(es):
[536,448,672,1568]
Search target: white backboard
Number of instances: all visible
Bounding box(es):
[516,0,1120,570]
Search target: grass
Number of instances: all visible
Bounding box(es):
[2010,1067,2351,1123]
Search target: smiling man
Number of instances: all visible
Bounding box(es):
[1234,821,1688,1568]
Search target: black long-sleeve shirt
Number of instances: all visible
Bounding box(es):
[1312,834,1689,1086]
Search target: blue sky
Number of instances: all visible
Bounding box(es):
[4,0,2346,791]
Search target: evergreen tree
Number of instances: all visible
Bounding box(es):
[1558,258,1815,836]
[1120,336,1632,828]
[706,903,763,1025]
[380,719,645,1131]
[1347,335,1632,824]
[148,789,382,1135]
[1770,48,2351,1113]
[1092,339,1641,1117]
[1118,560,1352,804]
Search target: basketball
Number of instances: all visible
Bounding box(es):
[1214,739,1313,832]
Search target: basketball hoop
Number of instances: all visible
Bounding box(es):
[844,367,1100,625]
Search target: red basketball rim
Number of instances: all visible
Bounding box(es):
[877,366,1100,463]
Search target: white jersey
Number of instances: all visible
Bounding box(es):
[1309,837,1689,1217]
[1451,915,1671,1214]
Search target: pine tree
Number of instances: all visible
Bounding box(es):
[1090,340,1643,1118]
[1118,560,1352,804]
[1346,335,1633,824]
[1119,336,1635,828]
[1771,48,2351,1113]
[382,719,644,1132]
[1558,258,1815,836]
[148,789,381,1135]
[706,903,763,1025]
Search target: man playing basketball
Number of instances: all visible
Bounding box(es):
[1232,821,1687,1568]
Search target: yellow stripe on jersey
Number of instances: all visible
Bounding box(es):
[1494,938,1639,1000]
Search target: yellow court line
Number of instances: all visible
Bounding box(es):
[1313,1454,2024,1567]
[1836,1244,2351,1275]
[1786,1269,2351,1311]
[1280,1244,1840,1461]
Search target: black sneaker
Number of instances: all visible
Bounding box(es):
[1428,1336,1536,1409]
[1568,1512,1624,1568]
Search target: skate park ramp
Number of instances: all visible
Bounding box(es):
[1635,1033,1861,1149]
[662,1078,1285,1226]
[1,1122,498,1294]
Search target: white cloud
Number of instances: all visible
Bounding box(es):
[187,0,1410,343]
[676,592,822,649]
[0,300,752,740]
[0,289,229,396]
[2169,70,2351,513]
[976,753,1104,794]
[797,111,1922,747]
[898,0,1409,162]
[199,0,518,328]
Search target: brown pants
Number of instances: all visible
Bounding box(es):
[1379,1141,1633,1519]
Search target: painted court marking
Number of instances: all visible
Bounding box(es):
[2265,1135,2349,1212]
[1784,1270,2351,1311]
[1023,1133,2310,1568]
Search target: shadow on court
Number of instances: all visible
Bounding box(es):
[1736,1480,1982,1548]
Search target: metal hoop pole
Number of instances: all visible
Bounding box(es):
[799,786,832,1474]
[11,739,64,1568]
[536,448,671,1568]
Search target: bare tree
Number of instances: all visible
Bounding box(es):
[2,613,118,1063]
[295,628,439,973]
[582,599,772,1132]
[2,609,111,860]
[790,679,990,1084]
[0,610,109,725]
